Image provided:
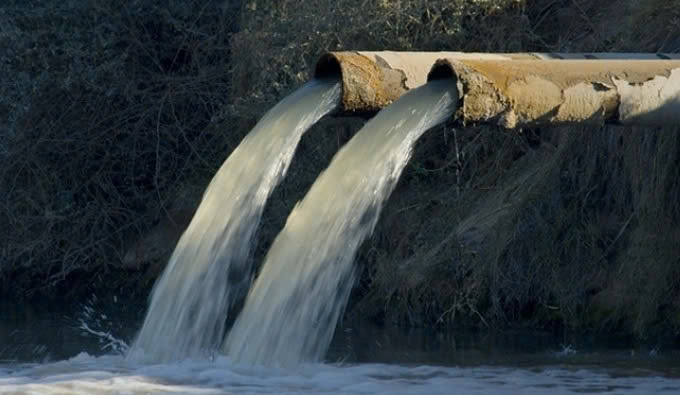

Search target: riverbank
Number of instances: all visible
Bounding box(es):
[1,0,679,340]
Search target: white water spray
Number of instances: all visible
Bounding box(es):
[131,79,341,362]
[224,79,459,367]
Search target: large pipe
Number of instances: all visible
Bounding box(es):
[314,51,537,113]
[428,59,680,128]
[531,52,680,60]
[314,51,680,114]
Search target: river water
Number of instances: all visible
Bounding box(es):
[1,299,679,394]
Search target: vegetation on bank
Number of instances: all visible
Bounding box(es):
[1,0,679,340]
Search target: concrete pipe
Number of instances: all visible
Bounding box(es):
[314,51,539,113]
[530,52,680,60]
[314,51,680,116]
[428,59,680,128]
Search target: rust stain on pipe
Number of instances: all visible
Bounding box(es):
[428,59,680,128]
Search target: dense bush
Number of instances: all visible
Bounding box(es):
[2,0,679,339]
[0,0,240,294]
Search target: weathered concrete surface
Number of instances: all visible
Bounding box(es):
[530,52,680,60]
[428,59,680,128]
[315,51,536,112]
[315,52,680,117]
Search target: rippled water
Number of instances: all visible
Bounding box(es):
[2,353,679,394]
[2,301,679,394]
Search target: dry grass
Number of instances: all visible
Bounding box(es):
[357,125,680,337]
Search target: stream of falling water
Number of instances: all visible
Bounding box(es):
[130,79,341,362]
[4,78,680,394]
[224,79,459,367]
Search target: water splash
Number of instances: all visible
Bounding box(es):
[224,79,459,367]
[131,79,341,362]
[78,295,129,355]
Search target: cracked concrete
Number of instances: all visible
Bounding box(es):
[315,51,535,113]
[314,52,680,127]
[429,59,680,128]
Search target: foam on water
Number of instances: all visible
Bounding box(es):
[2,353,679,394]
[131,79,341,362]
[224,79,459,367]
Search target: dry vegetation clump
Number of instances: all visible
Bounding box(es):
[0,0,241,296]
[228,0,532,104]
[357,126,680,337]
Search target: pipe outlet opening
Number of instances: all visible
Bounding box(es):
[427,62,455,81]
[314,54,342,80]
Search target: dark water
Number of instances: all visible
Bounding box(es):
[2,299,680,394]
[0,297,140,363]
[327,323,680,378]
[2,298,678,375]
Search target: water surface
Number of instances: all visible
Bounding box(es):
[3,296,679,394]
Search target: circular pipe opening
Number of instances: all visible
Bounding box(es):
[314,54,342,79]
[427,63,455,81]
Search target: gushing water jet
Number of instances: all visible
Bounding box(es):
[224,78,459,367]
[131,79,341,362]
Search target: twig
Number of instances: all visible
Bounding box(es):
[599,211,635,264]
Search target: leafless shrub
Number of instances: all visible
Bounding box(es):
[0,0,240,296]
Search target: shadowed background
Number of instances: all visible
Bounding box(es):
[1,0,679,341]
